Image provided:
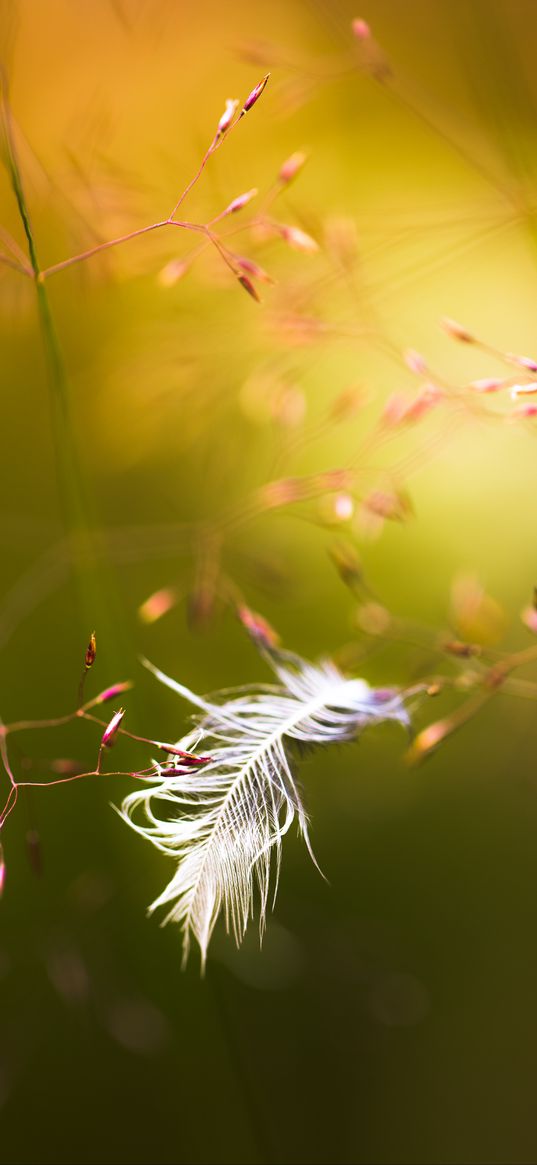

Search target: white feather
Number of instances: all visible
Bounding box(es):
[120,648,409,968]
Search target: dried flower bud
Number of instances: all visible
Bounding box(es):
[521,605,537,635]
[237,273,261,302]
[101,708,125,749]
[467,377,503,393]
[506,352,537,373]
[85,632,96,671]
[235,256,275,285]
[278,151,307,185]
[279,224,319,253]
[443,639,481,658]
[158,259,189,288]
[441,317,474,343]
[225,188,258,215]
[330,386,366,421]
[138,588,177,625]
[511,402,537,419]
[404,349,428,375]
[351,17,371,40]
[354,602,391,636]
[237,604,280,650]
[450,573,505,645]
[160,745,212,766]
[260,477,307,508]
[50,758,82,775]
[329,540,363,590]
[241,73,270,114]
[217,98,239,135]
[96,682,133,704]
[406,720,450,764]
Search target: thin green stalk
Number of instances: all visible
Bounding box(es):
[1,77,119,665]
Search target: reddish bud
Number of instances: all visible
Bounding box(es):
[521,605,537,635]
[238,273,261,302]
[217,98,239,135]
[101,708,125,749]
[50,758,81,775]
[443,639,481,658]
[159,744,212,765]
[225,188,258,215]
[241,73,270,114]
[278,151,307,185]
[85,632,96,671]
[467,377,503,393]
[441,317,474,343]
[158,259,189,288]
[138,588,177,625]
[236,256,275,285]
[506,352,537,373]
[237,604,280,649]
[279,224,319,253]
[96,682,133,704]
[0,843,5,898]
[406,720,450,764]
[351,18,371,40]
[404,348,428,375]
[329,540,363,590]
[511,402,537,418]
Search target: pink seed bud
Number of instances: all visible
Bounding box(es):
[236,256,275,284]
[242,73,270,114]
[158,259,189,288]
[521,605,537,635]
[96,682,133,704]
[101,708,125,748]
[0,844,5,898]
[237,273,261,302]
[382,392,410,426]
[351,18,371,40]
[278,151,307,184]
[441,317,474,343]
[225,188,258,215]
[217,98,239,135]
[511,402,537,418]
[467,377,503,393]
[138,588,177,624]
[158,744,212,765]
[404,384,442,423]
[237,604,280,649]
[406,720,450,763]
[404,348,428,375]
[506,352,537,372]
[280,225,319,253]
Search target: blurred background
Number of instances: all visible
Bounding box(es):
[2,1,537,1161]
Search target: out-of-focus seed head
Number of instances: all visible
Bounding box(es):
[278,151,307,185]
[441,317,475,343]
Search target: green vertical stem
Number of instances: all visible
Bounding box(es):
[2,80,118,667]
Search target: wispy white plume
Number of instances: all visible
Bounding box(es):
[120,647,409,969]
